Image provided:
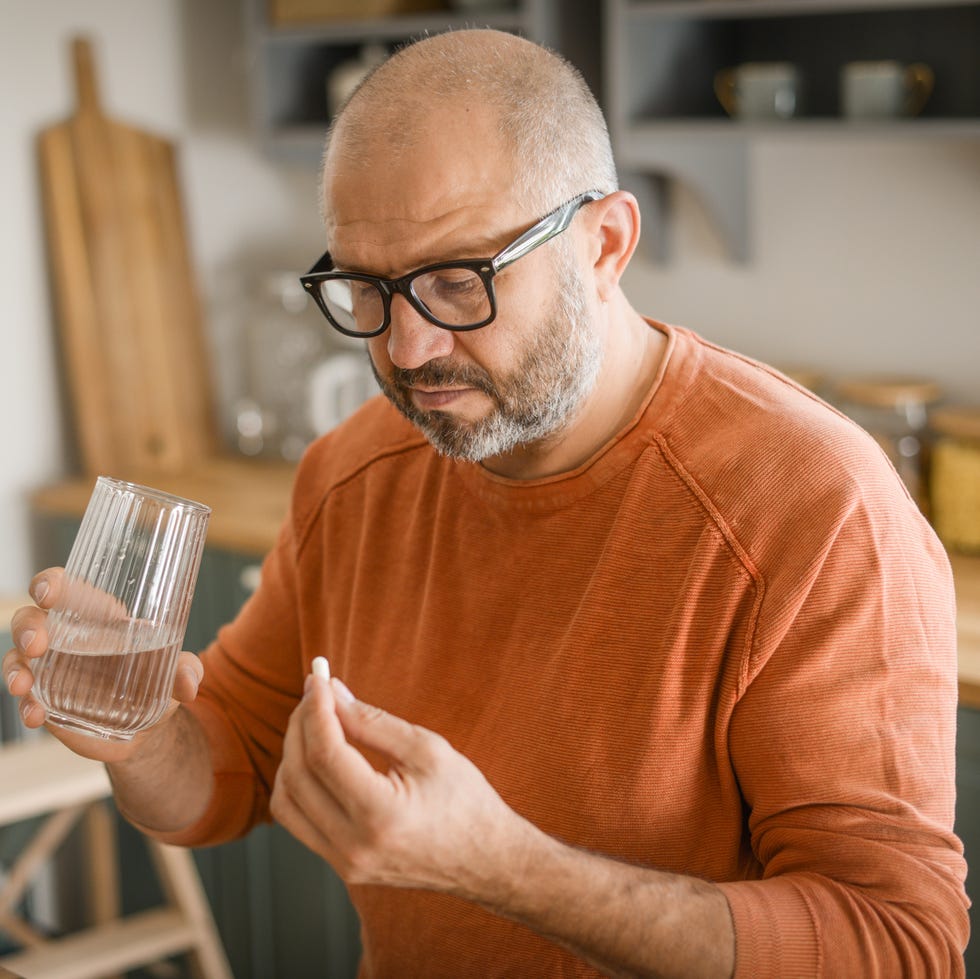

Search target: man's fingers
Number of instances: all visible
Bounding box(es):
[10,606,49,661]
[30,569,64,609]
[2,648,36,697]
[299,678,386,794]
[274,684,355,824]
[172,653,204,703]
[331,678,439,773]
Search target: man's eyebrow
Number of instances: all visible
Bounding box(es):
[333,232,509,278]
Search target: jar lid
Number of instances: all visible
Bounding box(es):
[834,376,942,408]
[931,405,980,441]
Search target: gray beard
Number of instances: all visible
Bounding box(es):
[371,258,602,462]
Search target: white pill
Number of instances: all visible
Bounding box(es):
[312,656,330,680]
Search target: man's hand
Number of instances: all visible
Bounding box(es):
[272,673,735,978]
[2,568,204,764]
[271,672,533,898]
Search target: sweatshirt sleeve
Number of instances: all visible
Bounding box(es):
[152,478,311,847]
[718,494,969,977]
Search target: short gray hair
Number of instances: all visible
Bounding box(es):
[320,29,618,238]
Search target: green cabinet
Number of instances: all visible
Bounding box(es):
[184,546,361,979]
[31,513,362,979]
[957,706,980,976]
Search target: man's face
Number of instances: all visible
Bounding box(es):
[368,242,602,461]
[324,106,603,464]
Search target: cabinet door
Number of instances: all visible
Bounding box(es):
[956,706,980,976]
[184,546,362,979]
[28,515,362,977]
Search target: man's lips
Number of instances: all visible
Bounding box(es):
[409,386,476,410]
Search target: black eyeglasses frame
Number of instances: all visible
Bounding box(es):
[299,189,605,339]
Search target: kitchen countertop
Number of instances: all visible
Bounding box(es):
[30,457,296,556]
[27,458,980,709]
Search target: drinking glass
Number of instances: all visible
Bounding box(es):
[32,477,210,741]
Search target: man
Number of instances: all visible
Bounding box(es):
[4,29,969,977]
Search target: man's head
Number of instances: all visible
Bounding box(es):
[316,30,641,472]
[321,29,618,236]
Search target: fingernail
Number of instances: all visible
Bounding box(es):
[331,678,355,704]
[19,630,36,654]
[5,669,19,690]
[31,580,49,604]
[20,700,35,723]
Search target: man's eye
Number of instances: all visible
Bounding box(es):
[430,271,481,296]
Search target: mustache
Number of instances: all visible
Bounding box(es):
[391,361,497,399]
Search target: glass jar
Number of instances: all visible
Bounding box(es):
[834,376,942,515]
[239,272,332,462]
[930,405,980,554]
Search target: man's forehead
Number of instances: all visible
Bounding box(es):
[326,201,514,276]
[327,97,508,186]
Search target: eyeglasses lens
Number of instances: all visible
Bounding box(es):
[321,279,383,334]
[411,269,491,327]
[318,268,493,335]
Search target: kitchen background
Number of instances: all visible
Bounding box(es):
[1,0,979,599]
[1,2,979,975]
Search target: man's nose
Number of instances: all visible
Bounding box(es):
[386,294,455,370]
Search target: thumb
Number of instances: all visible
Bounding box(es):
[331,678,433,771]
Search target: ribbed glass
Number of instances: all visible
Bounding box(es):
[33,477,210,741]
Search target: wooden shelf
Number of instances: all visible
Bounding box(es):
[628,0,980,21]
[244,0,581,162]
[263,8,531,43]
[624,117,980,139]
[604,0,980,260]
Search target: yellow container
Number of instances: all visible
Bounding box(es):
[930,406,980,554]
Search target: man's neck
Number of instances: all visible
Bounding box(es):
[481,307,665,481]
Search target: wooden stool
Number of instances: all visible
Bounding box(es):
[0,736,232,979]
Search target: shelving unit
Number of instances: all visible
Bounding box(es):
[243,0,600,164]
[603,0,980,259]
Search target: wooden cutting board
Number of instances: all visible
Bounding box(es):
[38,36,217,477]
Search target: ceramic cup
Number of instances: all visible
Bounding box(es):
[715,62,801,121]
[841,61,934,119]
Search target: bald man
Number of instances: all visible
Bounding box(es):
[6,29,968,978]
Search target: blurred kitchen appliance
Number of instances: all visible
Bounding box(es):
[308,352,379,435]
[327,44,389,116]
[37,37,217,478]
[238,272,333,461]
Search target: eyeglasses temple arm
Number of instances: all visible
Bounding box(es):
[303,251,335,276]
[492,190,604,272]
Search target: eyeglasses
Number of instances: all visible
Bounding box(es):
[299,190,604,339]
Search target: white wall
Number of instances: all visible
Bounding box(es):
[624,135,980,396]
[1,1,978,595]
[0,0,324,595]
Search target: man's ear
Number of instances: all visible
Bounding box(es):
[586,191,641,302]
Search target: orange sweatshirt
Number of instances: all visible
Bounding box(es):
[166,322,968,976]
